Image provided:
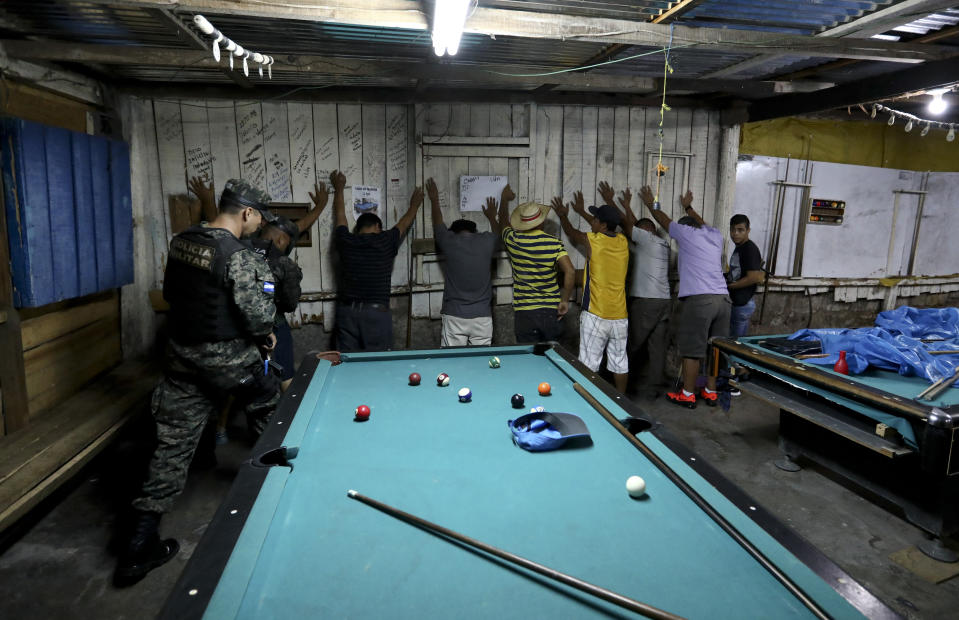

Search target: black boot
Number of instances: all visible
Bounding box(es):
[113,510,179,587]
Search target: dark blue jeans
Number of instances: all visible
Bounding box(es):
[514,308,564,344]
[334,302,392,351]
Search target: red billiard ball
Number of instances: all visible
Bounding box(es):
[354,405,371,421]
[538,382,551,396]
[409,373,421,386]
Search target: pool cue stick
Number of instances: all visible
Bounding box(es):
[347,490,684,620]
[572,383,831,620]
[795,353,830,360]
[923,367,959,401]
[928,350,959,355]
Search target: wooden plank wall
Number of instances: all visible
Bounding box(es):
[135,98,724,323]
[19,291,121,418]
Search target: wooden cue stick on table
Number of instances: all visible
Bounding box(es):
[347,490,685,620]
[572,383,830,620]
[923,367,959,401]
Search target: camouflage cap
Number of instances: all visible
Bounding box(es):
[221,178,276,223]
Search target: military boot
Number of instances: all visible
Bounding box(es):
[113,510,179,587]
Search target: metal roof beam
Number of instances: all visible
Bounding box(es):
[746,54,959,121]
[0,40,834,97]
[651,0,711,25]
[97,0,955,63]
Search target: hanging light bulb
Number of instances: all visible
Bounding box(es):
[904,119,914,132]
[887,114,896,126]
[870,105,877,119]
[921,123,930,137]
[432,0,471,56]
[928,89,949,116]
[211,32,223,62]
[948,127,956,142]
[242,51,251,77]
[253,53,264,77]
[225,40,236,69]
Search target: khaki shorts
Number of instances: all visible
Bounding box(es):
[676,294,731,358]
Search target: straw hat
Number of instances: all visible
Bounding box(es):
[510,202,549,231]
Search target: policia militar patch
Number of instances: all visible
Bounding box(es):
[170,237,216,271]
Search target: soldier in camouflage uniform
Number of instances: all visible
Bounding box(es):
[114,179,281,587]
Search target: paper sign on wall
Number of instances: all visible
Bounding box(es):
[351,185,381,221]
[459,175,507,212]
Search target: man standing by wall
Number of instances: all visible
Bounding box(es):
[115,180,282,586]
[726,214,764,338]
[332,170,423,351]
[596,182,671,398]
[426,178,503,346]
[552,191,630,393]
[498,196,575,344]
[640,186,730,408]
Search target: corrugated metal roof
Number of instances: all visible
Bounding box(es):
[0,0,955,100]
[0,0,192,48]
[679,0,898,35]
[603,46,757,79]
[483,0,671,20]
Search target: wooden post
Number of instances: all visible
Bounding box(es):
[0,171,30,435]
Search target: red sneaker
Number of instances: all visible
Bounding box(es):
[666,391,697,409]
[699,389,718,407]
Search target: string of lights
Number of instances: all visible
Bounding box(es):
[871,102,956,142]
[192,15,274,79]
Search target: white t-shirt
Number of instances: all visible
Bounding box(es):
[628,228,671,299]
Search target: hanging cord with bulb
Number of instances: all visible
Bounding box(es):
[192,14,275,79]
[869,103,957,141]
[653,24,675,206]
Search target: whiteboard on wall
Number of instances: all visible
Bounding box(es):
[459,175,507,212]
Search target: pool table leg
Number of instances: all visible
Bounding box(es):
[917,536,959,563]
[775,453,802,472]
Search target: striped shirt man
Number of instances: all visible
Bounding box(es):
[502,227,568,311]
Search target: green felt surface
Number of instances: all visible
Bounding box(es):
[204,346,866,620]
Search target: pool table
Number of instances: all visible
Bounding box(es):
[161,344,894,619]
[712,335,959,559]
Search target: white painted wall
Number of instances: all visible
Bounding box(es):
[124,97,728,325]
[734,155,957,278]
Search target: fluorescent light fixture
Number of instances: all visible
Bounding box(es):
[928,89,949,115]
[432,0,471,56]
[870,34,901,41]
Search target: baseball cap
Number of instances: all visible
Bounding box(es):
[588,204,623,230]
[221,178,277,223]
[508,412,591,452]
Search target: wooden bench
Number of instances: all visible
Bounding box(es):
[0,358,159,533]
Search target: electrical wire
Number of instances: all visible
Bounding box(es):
[654,24,675,204]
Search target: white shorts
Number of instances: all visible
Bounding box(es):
[441,314,493,347]
[578,310,629,374]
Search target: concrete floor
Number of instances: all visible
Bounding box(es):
[2,384,958,619]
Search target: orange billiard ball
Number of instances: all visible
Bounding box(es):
[538,382,551,396]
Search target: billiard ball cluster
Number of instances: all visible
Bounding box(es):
[356,357,652,499]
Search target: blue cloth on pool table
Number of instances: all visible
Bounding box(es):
[788,327,959,385]
[508,412,591,452]
[876,306,959,340]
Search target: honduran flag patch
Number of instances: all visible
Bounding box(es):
[263,281,275,293]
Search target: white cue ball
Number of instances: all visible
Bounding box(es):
[626,475,646,498]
